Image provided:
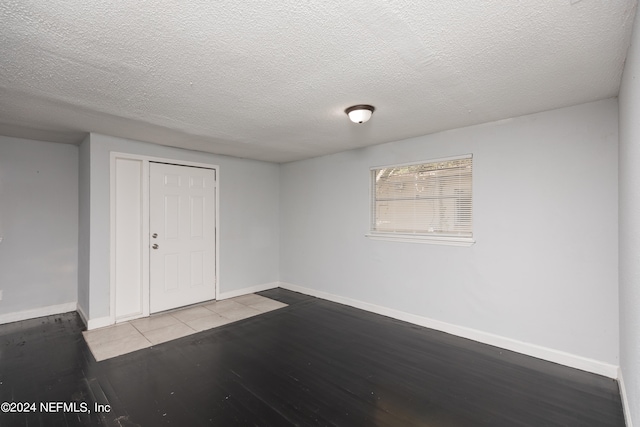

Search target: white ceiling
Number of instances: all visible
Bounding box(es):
[0,1,637,163]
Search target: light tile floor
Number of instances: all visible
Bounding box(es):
[83,294,287,362]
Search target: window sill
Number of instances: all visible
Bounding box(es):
[365,233,475,247]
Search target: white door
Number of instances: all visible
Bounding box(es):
[149,162,216,313]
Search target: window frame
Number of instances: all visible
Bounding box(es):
[366,154,475,247]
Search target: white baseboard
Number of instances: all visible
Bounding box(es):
[81,282,280,331]
[218,282,279,300]
[279,282,619,379]
[77,302,115,330]
[86,316,114,330]
[0,302,78,325]
[619,367,634,427]
[76,303,89,327]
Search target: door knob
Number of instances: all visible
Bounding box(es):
[152,233,158,238]
[152,244,159,249]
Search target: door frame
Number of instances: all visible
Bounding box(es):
[109,152,220,325]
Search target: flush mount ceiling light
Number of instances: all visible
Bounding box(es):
[345,105,375,124]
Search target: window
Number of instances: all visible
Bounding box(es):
[367,155,474,246]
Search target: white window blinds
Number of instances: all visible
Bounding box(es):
[371,155,472,237]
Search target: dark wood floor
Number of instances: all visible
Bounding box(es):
[0,289,625,426]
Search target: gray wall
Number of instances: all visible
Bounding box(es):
[280,99,619,365]
[77,135,91,317]
[618,1,640,423]
[82,133,280,319]
[0,136,78,316]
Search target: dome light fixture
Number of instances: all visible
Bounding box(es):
[345,104,375,124]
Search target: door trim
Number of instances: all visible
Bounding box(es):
[109,152,220,325]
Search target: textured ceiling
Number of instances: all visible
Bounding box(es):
[0,0,637,162]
